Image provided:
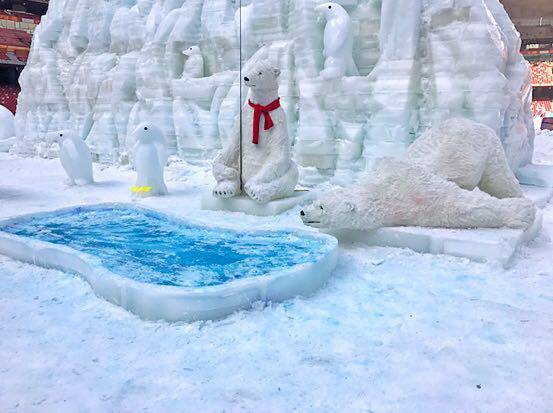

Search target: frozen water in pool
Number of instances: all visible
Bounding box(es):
[0,204,339,321]
[0,207,333,288]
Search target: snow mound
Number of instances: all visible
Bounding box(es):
[0,104,15,140]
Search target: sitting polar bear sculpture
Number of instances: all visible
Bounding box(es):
[301,118,536,230]
[212,60,298,203]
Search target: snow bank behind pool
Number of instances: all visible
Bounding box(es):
[0,104,16,141]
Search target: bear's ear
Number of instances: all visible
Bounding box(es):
[272,67,281,78]
[344,201,356,212]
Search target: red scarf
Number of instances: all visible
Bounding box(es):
[248,98,280,144]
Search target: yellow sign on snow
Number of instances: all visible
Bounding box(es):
[131,186,153,193]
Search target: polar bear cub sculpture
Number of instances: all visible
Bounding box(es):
[301,118,536,230]
[212,60,298,204]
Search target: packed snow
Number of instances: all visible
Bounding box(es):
[0,130,551,412]
[534,129,553,166]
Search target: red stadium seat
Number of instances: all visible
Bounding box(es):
[0,84,20,114]
[14,49,29,62]
[0,28,32,48]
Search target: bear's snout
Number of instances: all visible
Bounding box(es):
[244,76,249,82]
[299,205,325,228]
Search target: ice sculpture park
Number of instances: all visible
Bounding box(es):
[1,0,553,411]
[13,0,536,182]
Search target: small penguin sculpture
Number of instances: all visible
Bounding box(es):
[131,122,168,197]
[50,130,94,185]
[181,45,204,78]
[315,2,358,79]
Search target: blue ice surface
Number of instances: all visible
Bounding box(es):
[0,206,333,288]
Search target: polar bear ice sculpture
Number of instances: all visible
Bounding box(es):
[315,2,358,79]
[212,61,298,204]
[301,118,536,231]
[131,122,168,197]
[49,130,94,186]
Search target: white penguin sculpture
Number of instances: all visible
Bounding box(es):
[50,130,94,186]
[131,122,168,197]
[315,2,358,79]
[181,45,204,78]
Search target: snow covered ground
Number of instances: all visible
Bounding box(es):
[1,132,553,412]
[534,129,553,166]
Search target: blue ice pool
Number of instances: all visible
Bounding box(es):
[0,204,338,321]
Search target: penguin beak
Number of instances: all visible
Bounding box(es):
[314,3,329,13]
[131,125,143,138]
[314,4,327,22]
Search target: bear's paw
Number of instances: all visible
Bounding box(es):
[503,198,536,229]
[213,180,239,199]
[244,182,270,204]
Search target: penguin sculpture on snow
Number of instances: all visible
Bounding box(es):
[131,122,168,197]
[315,2,358,79]
[181,45,204,78]
[49,130,94,186]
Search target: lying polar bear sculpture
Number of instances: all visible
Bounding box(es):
[212,60,298,204]
[301,118,536,230]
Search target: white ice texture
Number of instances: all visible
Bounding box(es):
[13,0,535,185]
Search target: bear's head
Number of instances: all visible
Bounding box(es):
[182,45,201,57]
[132,122,163,144]
[243,60,281,92]
[300,188,360,229]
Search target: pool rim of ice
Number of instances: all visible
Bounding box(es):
[0,203,339,322]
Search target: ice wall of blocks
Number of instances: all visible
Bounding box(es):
[14,0,534,185]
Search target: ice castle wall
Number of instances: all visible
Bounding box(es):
[14,0,534,184]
